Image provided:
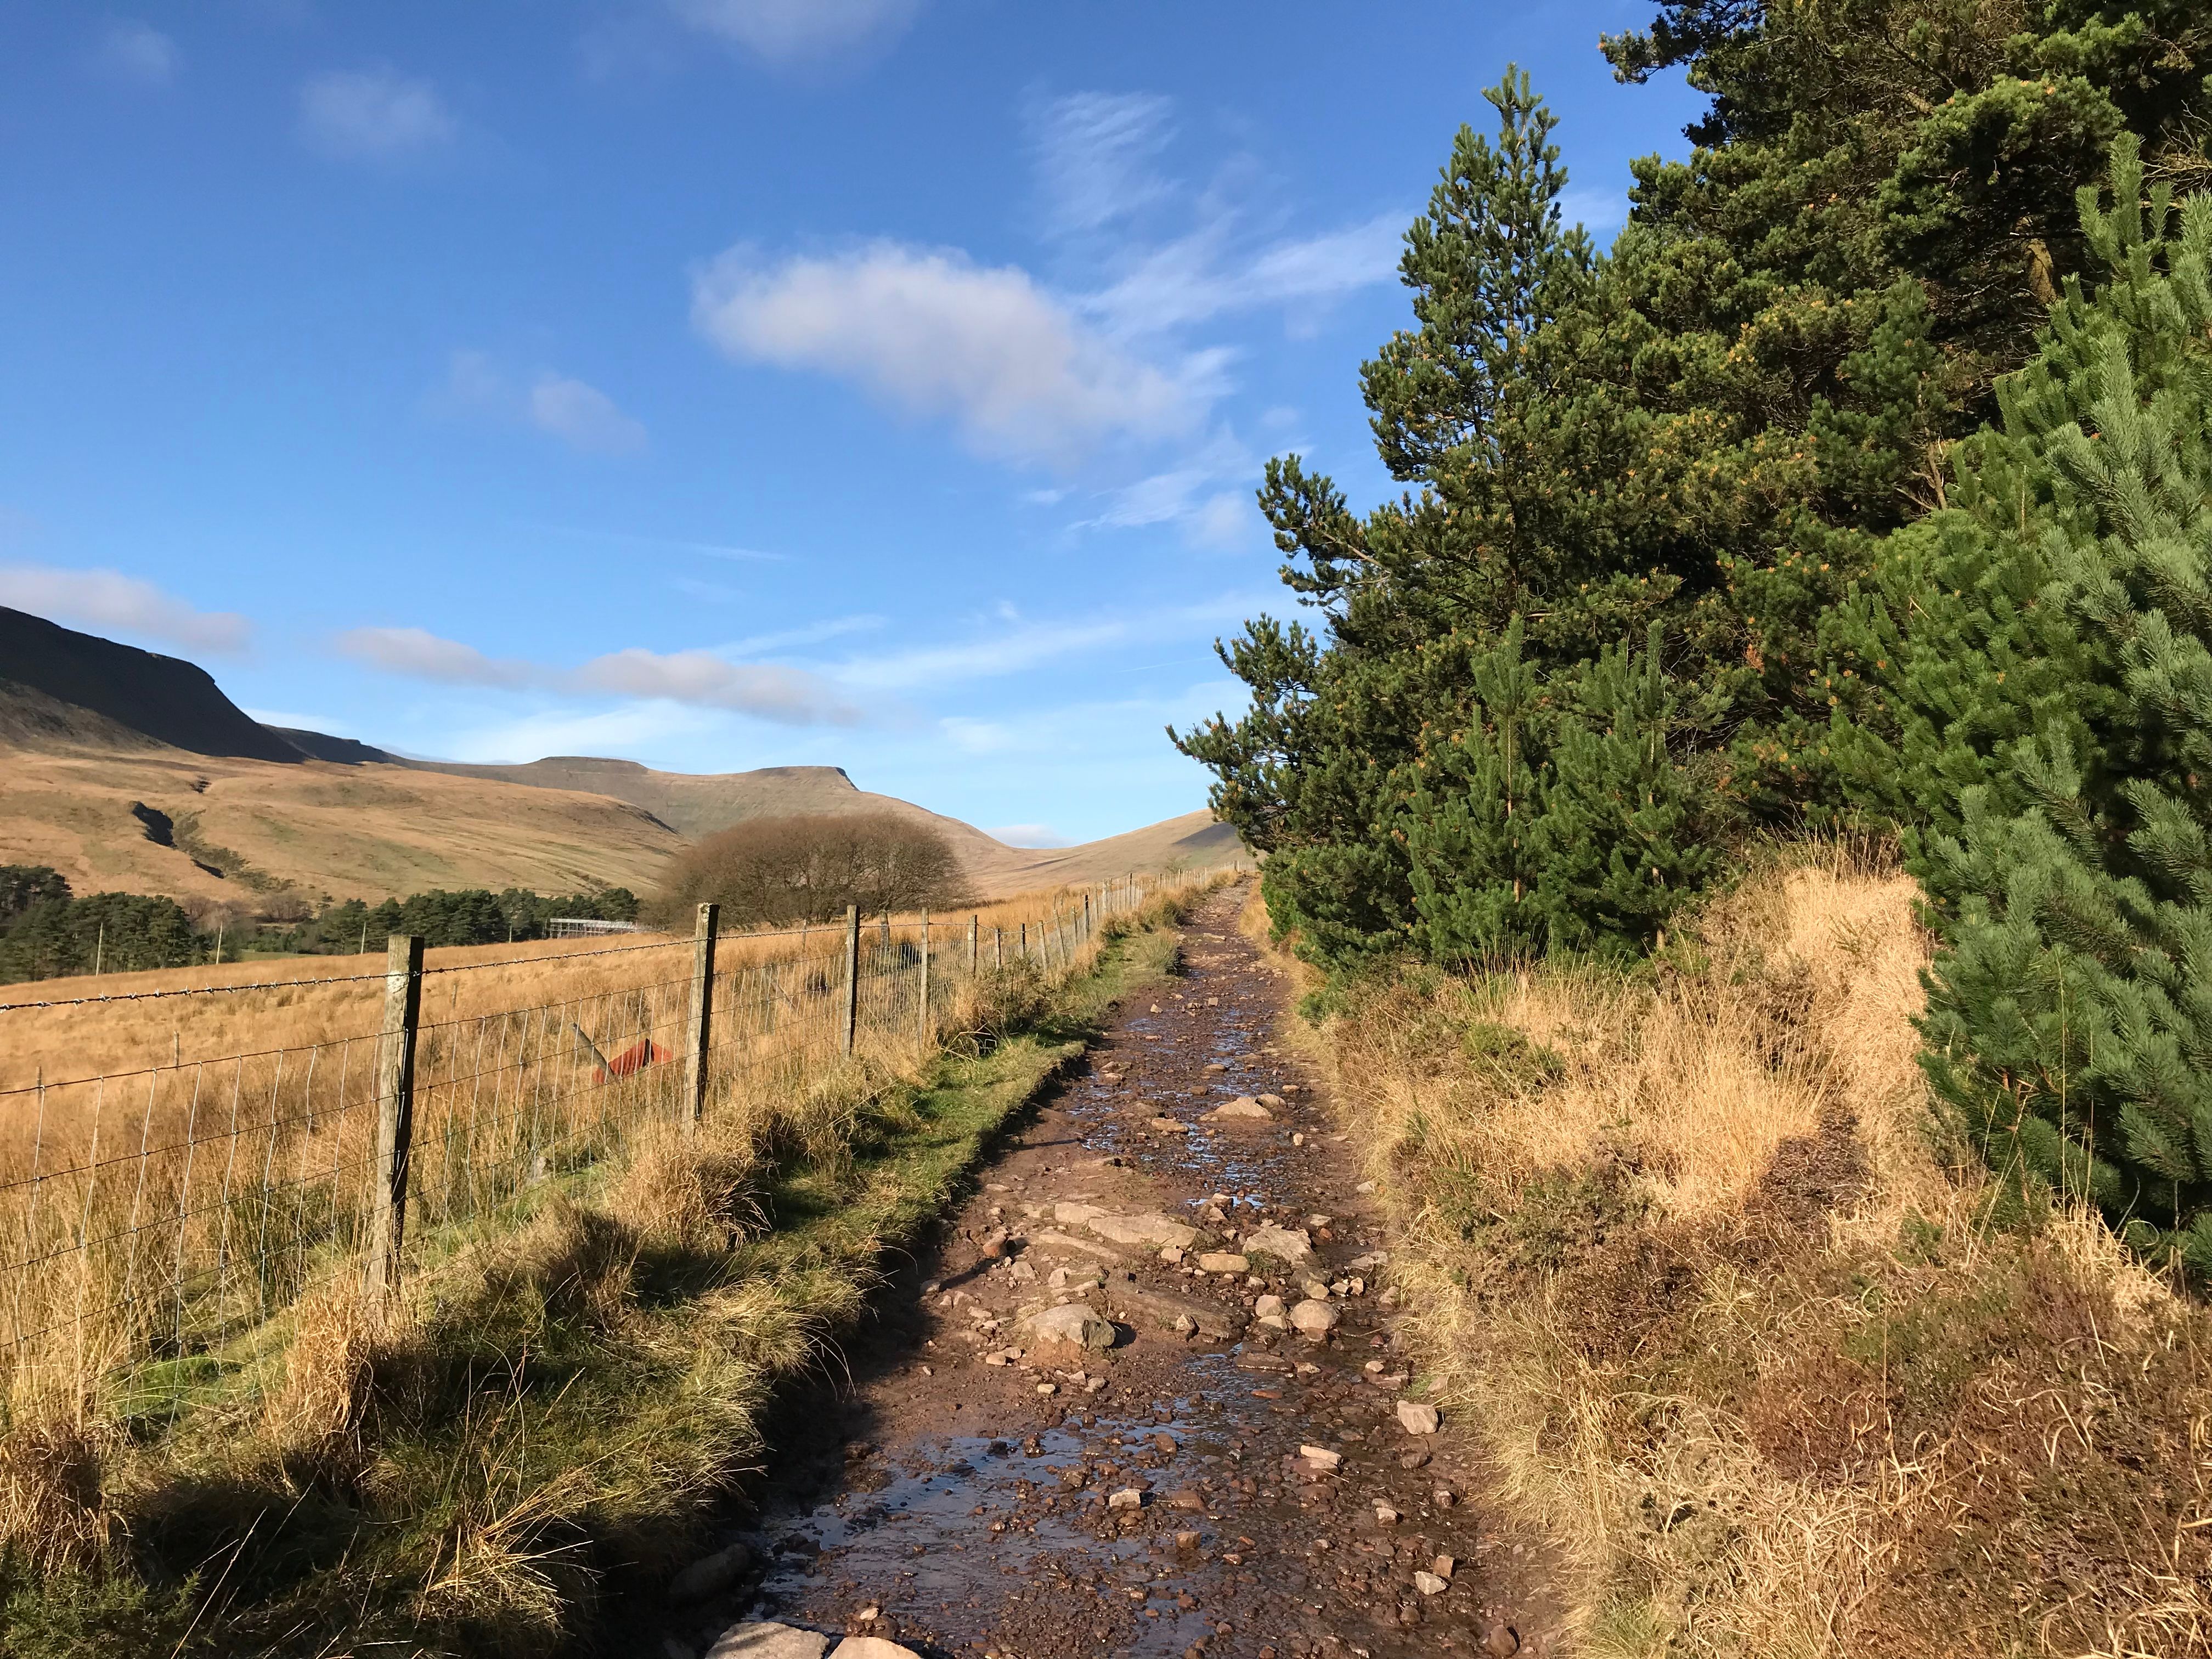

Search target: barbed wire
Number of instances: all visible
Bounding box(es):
[0,903,1099,1014]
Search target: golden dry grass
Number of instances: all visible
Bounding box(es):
[1284,847,2212,1659]
[0,1416,111,1574]
[0,742,685,912]
[0,868,1212,1422]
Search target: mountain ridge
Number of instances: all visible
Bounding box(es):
[0,607,1243,904]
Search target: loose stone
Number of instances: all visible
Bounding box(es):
[705,1625,828,1659]
[1397,1400,1442,1435]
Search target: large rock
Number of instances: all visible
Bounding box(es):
[1195,1252,1249,1274]
[1397,1399,1442,1435]
[1203,1097,1273,1121]
[1028,1229,1126,1262]
[1054,1201,1105,1226]
[831,1640,924,1659]
[1289,1299,1340,1336]
[1100,1271,1246,1340]
[669,1539,753,1600]
[706,1625,829,1659]
[1088,1212,1200,1250]
[1242,1224,1313,1262]
[1028,1301,1116,1351]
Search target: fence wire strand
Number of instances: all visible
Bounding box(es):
[0,869,1231,1421]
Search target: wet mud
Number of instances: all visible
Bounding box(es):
[652,885,1556,1659]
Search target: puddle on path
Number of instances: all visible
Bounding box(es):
[653,889,1555,1659]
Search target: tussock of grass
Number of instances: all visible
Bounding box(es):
[0,879,1207,1656]
[1282,850,2212,1658]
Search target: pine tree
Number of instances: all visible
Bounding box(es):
[1854,142,2212,1267]
[1530,624,1712,950]
[1175,71,1704,967]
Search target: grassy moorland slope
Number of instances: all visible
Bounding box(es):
[0,743,686,909]
[1263,851,2211,1657]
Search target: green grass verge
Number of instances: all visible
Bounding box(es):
[1,906,1188,1658]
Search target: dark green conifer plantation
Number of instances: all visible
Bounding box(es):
[1178,0,2208,973]
[1175,73,1710,965]
[1837,142,2212,1265]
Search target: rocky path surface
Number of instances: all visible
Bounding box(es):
[661,885,1552,1659]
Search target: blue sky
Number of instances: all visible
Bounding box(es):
[0,2,1701,846]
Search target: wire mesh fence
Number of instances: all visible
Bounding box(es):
[0,866,1233,1423]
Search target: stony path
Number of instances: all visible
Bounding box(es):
[658,885,1553,1659]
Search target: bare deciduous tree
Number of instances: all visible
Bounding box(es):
[654,812,972,927]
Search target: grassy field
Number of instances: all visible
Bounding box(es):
[0,877,1201,1656]
[1259,850,2212,1658]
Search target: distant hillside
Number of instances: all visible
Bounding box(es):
[411,757,1246,891]
[0,607,1246,907]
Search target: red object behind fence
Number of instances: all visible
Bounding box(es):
[602,1038,667,1079]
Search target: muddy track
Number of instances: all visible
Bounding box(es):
[654,886,1554,1659]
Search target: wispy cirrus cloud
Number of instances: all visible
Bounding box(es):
[300,68,456,161]
[824,592,1264,693]
[94,20,180,85]
[669,0,919,67]
[443,352,647,455]
[335,624,861,726]
[0,565,250,652]
[1027,90,1177,238]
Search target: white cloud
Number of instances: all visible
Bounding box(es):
[300,69,456,160]
[988,822,1075,848]
[718,614,884,655]
[826,592,1265,693]
[669,0,918,66]
[336,624,861,727]
[95,20,180,84]
[1087,212,1404,336]
[443,353,647,455]
[573,648,860,725]
[528,373,648,454]
[336,626,532,687]
[831,616,1131,693]
[1185,490,1256,549]
[0,565,250,653]
[1069,429,1263,549]
[692,241,1222,466]
[1028,90,1176,236]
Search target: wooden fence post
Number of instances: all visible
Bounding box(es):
[967,914,978,975]
[842,904,861,1057]
[994,926,1003,969]
[366,934,424,1306]
[918,909,930,1046]
[685,902,718,1132]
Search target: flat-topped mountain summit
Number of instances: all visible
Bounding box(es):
[0,607,1240,905]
